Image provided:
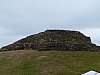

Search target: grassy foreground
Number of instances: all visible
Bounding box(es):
[0,50,100,75]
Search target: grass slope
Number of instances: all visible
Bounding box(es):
[0,50,100,75]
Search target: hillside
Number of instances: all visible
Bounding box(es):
[1,30,100,51]
[0,50,100,75]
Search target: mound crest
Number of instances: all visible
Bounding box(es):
[1,30,100,51]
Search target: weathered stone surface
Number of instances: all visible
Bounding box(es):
[1,30,100,51]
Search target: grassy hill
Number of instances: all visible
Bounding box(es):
[0,50,100,75]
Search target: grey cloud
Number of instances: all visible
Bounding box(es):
[0,0,100,47]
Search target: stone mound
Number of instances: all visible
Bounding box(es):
[1,30,100,51]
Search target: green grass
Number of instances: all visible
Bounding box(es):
[0,50,100,75]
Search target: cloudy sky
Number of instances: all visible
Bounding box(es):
[0,0,100,47]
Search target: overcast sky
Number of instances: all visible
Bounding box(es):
[0,0,100,47]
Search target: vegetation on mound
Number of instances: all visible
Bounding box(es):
[0,50,100,75]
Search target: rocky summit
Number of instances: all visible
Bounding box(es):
[1,30,100,51]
